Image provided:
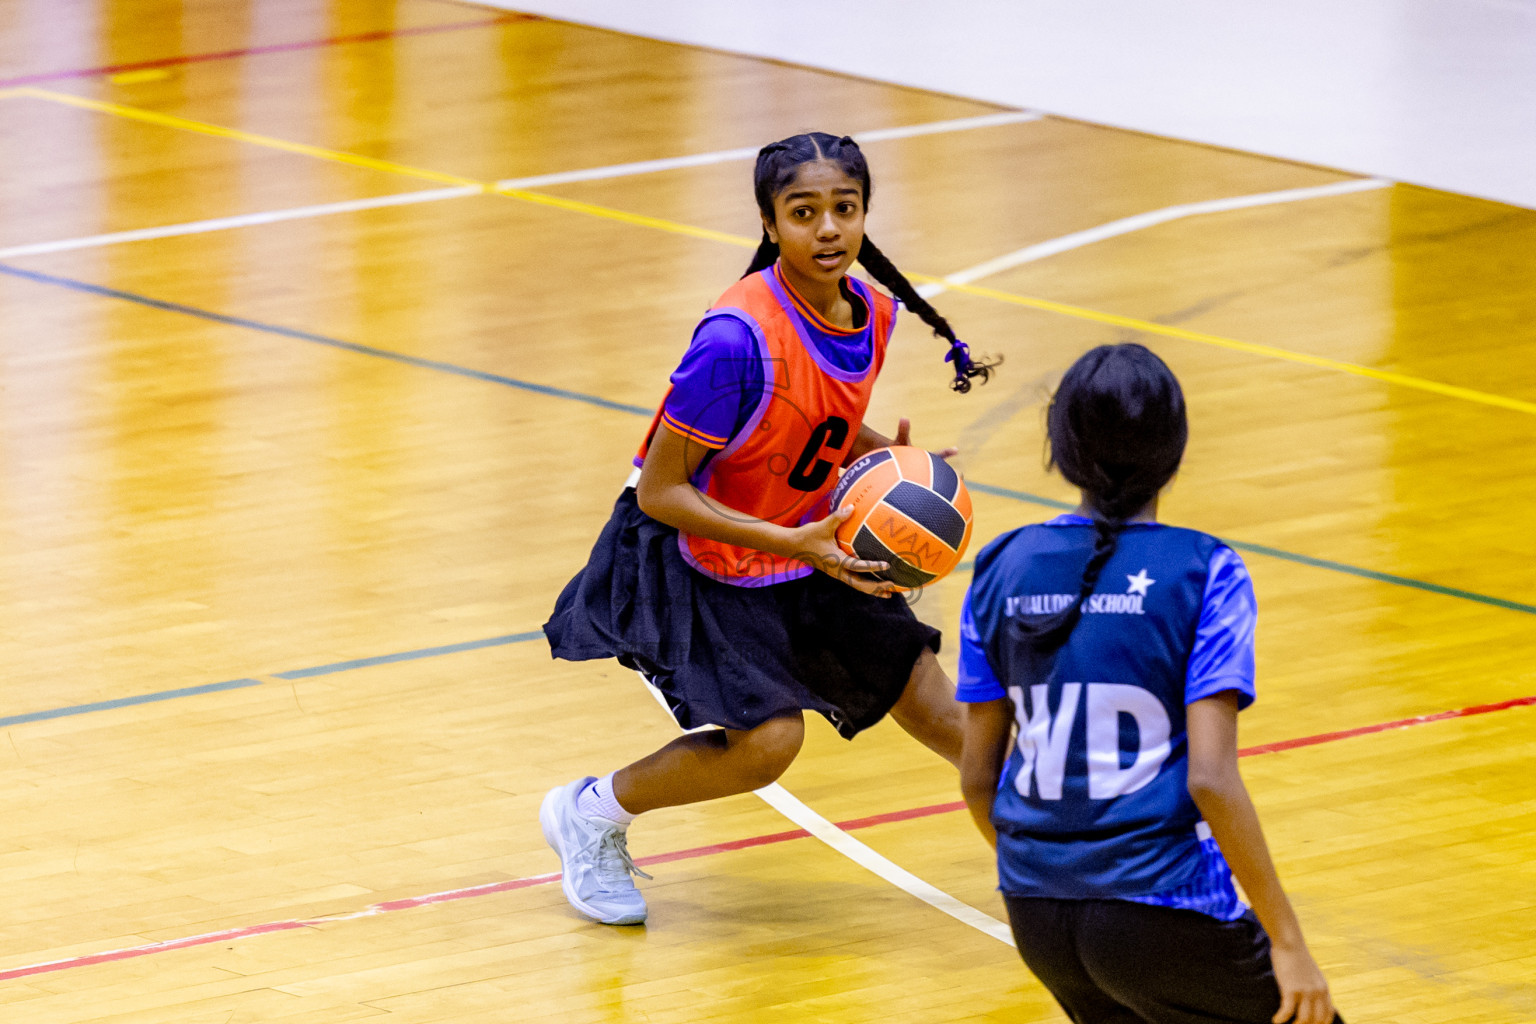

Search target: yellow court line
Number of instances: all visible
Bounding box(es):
[13,87,488,190]
[495,188,757,249]
[16,86,1536,418]
[913,278,1536,415]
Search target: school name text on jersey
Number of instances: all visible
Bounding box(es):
[1005,593,1146,617]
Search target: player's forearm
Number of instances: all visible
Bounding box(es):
[636,478,801,558]
[1189,769,1307,948]
[960,700,1012,849]
[960,774,1000,848]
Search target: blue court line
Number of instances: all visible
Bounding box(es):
[273,631,545,679]
[1218,540,1536,615]
[967,481,1536,616]
[2,633,548,728]
[0,678,263,728]
[0,264,652,417]
[5,262,1532,619]
[966,481,1073,511]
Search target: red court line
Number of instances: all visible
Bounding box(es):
[0,873,560,983]
[0,920,312,982]
[2,690,1530,983]
[0,15,536,90]
[1237,693,1536,755]
[636,827,813,866]
[838,800,967,831]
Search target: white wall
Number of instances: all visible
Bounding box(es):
[487,0,1536,210]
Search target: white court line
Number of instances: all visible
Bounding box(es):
[633,672,1015,946]
[752,782,1015,946]
[0,185,484,261]
[495,110,1041,190]
[915,176,1392,299]
[0,111,1038,261]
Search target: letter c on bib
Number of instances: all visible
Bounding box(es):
[1086,683,1171,799]
[788,416,849,492]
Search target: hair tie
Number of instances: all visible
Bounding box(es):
[945,340,977,392]
[944,339,1001,393]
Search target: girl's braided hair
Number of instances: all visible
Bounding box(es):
[1015,343,1188,651]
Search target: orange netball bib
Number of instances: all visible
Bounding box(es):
[635,267,895,586]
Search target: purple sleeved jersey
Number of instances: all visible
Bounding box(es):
[637,278,877,466]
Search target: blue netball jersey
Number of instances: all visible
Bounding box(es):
[958,515,1257,919]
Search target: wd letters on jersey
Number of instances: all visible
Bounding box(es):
[1006,684,1173,800]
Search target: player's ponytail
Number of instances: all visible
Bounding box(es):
[743,131,996,392]
[1013,344,1188,652]
[855,236,997,393]
[743,230,779,276]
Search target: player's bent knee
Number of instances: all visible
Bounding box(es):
[894,661,959,726]
[727,715,804,787]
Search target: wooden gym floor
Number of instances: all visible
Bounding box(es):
[0,2,1533,1021]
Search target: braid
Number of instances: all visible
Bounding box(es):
[857,237,999,393]
[1014,484,1140,652]
[1061,514,1124,635]
[855,237,955,341]
[742,230,779,278]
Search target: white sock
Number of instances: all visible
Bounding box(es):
[576,772,637,826]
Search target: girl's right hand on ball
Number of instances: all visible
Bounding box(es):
[789,507,893,597]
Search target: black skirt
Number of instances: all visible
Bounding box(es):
[543,489,941,738]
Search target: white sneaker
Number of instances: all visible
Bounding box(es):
[540,777,651,925]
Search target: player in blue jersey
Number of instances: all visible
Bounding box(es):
[958,344,1341,1024]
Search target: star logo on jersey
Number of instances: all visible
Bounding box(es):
[1125,569,1155,596]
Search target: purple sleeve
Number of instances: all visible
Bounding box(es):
[956,587,1008,703]
[1185,546,1257,709]
[659,316,763,450]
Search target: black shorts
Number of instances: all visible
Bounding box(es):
[543,489,941,738]
[1003,896,1344,1024]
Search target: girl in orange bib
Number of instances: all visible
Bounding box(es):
[541,132,994,925]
